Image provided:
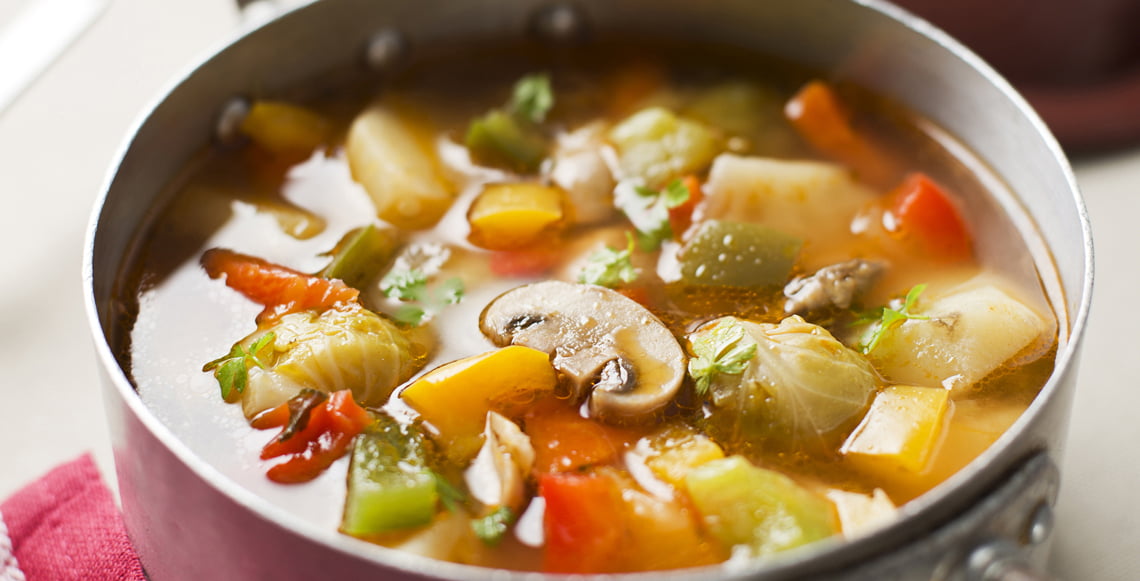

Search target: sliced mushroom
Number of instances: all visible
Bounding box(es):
[464,411,535,513]
[480,281,685,424]
[783,259,885,315]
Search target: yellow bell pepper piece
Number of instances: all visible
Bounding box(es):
[400,345,557,460]
[239,100,331,155]
[642,426,726,489]
[840,385,950,478]
[467,183,564,250]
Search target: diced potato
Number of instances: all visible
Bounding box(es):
[641,425,726,489]
[608,107,721,187]
[840,385,951,478]
[823,488,897,537]
[467,183,564,250]
[685,456,838,558]
[346,103,455,230]
[239,100,331,155]
[868,282,1051,391]
[700,154,876,243]
[400,346,558,460]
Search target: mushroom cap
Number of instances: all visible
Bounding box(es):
[479,281,686,424]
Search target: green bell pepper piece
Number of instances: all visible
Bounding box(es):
[341,415,439,536]
[685,456,837,557]
[678,220,802,287]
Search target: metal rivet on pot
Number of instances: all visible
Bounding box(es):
[365,29,409,72]
[532,2,588,42]
[215,97,250,145]
[1025,502,1054,545]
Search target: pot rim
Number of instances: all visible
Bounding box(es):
[81,0,1094,578]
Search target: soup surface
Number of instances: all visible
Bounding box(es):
[117,40,1060,573]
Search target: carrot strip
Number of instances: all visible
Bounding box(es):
[201,248,359,323]
[785,80,896,186]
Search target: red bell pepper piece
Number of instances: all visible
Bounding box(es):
[488,245,563,278]
[258,389,371,484]
[539,471,624,573]
[888,173,973,262]
[525,399,639,474]
[539,469,726,573]
[201,248,359,323]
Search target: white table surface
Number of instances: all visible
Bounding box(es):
[0,0,1136,578]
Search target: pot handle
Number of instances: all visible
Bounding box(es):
[966,539,1058,581]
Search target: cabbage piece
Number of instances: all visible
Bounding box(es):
[865,280,1051,392]
[239,305,419,418]
[691,315,878,449]
[608,107,721,188]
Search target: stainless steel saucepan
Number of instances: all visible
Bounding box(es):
[83,0,1093,579]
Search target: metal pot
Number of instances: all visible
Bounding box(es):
[82,0,1094,579]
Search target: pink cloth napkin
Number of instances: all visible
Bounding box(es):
[0,454,144,581]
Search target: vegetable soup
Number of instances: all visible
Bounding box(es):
[115,40,1060,573]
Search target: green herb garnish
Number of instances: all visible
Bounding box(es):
[381,269,465,326]
[856,284,929,354]
[578,232,639,288]
[471,506,515,546]
[380,268,428,301]
[614,178,692,251]
[202,331,276,399]
[508,74,554,124]
[687,319,757,395]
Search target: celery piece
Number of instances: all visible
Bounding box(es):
[465,110,548,174]
[685,456,837,557]
[319,224,399,291]
[341,415,440,536]
[678,220,802,287]
[608,107,721,188]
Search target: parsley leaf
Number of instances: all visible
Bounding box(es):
[508,74,554,124]
[382,269,465,326]
[202,331,276,399]
[471,506,515,546]
[380,268,428,301]
[578,232,639,288]
[857,283,929,354]
[687,319,757,395]
[661,178,692,208]
[614,178,692,251]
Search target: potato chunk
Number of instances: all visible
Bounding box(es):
[868,282,1050,391]
[346,104,455,229]
[700,154,876,243]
